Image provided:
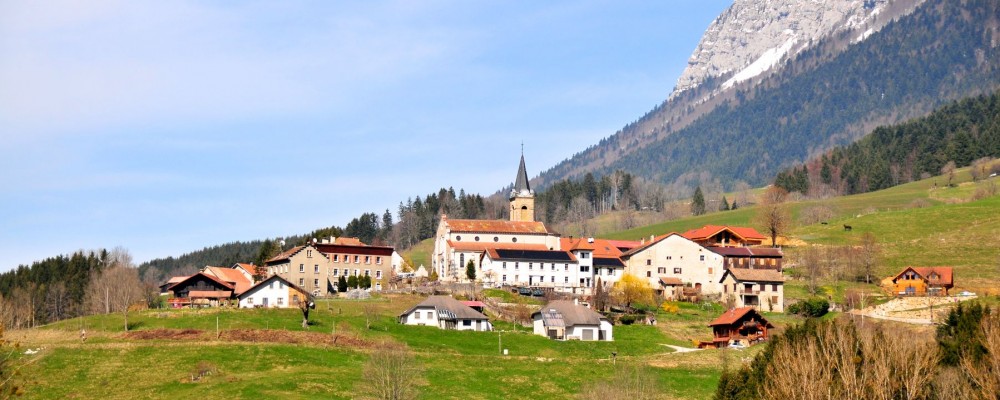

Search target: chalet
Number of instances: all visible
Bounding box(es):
[682,225,767,247]
[398,296,492,331]
[203,266,253,296]
[621,233,726,296]
[884,266,954,296]
[166,272,236,308]
[532,300,613,341]
[701,307,774,348]
[720,268,785,312]
[159,275,189,294]
[237,274,310,308]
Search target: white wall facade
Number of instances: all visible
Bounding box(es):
[624,235,726,295]
[400,306,440,327]
[479,251,595,294]
[239,279,297,308]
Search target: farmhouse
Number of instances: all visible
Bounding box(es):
[621,233,726,296]
[701,307,774,348]
[203,265,253,296]
[720,268,785,312]
[682,225,767,247]
[398,296,492,331]
[532,300,612,341]
[883,266,954,296]
[166,272,236,308]
[237,274,310,308]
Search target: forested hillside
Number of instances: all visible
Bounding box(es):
[538,0,1000,191]
[774,91,1000,195]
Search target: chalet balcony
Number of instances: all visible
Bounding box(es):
[738,289,760,295]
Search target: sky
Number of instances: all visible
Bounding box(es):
[0,0,732,270]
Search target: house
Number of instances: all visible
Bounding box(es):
[398,296,492,331]
[159,275,189,295]
[432,154,562,282]
[479,248,592,293]
[621,233,726,296]
[265,245,332,296]
[720,268,785,312]
[682,225,767,247]
[531,300,613,341]
[266,238,400,296]
[700,307,774,348]
[232,262,264,280]
[237,274,311,308]
[658,277,684,301]
[884,266,954,296]
[166,272,236,308]
[564,237,627,287]
[708,246,784,271]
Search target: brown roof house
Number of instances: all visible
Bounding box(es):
[883,266,954,296]
[720,268,785,312]
[166,272,236,308]
[531,300,612,341]
[398,296,492,331]
[700,307,774,348]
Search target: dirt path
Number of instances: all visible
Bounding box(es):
[848,296,976,325]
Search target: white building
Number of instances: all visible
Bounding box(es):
[720,268,785,312]
[237,274,310,309]
[398,296,492,331]
[532,300,612,341]
[622,233,726,296]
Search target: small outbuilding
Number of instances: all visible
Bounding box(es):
[398,296,492,331]
[532,300,613,341]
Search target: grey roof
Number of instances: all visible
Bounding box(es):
[512,154,531,196]
[532,300,607,327]
[400,295,489,320]
[722,268,785,283]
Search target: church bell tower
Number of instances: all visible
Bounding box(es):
[509,152,535,222]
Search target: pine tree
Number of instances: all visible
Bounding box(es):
[720,196,730,211]
[347,275,358,289]
[691,186,706,216]
[337,275,348,292]
[465,260,476,282]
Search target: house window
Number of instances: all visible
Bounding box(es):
[550,276,555,283]
[354,269,360,276]
[772,284,778,291]
[564,277,569,283]
[674,268,682,274]
[463,320,472,326]
[365,269,371,277]
[376,257,382,264]
[314,265,319,274]
[528,263,533,270]
[299,264,304,273]
[365,256,371,264]
[646,271,651,278]
[333,269,339,276]
[699,255,705,261]
[503,262,507,269]
[307,250,313,258]
[375,270,382,279]
[646,259,652,266]
[298,278,304,286]
[247,297,253,305]
[456,235,462,241]
[277,297,284,306]
[427,311,433,319]
[414,312,420,320]
[658,267,666,274]
[314,279,319,288]
[580,252,589,259]
[375,283,381,290]
[333,255,339,262]
[580,266,590,272]
[551,263,555,271]
[354,255,360,263]
[474,236,480,241]
[494,237,499,242]
[666,256,672,260]
[564,264,569,271]
[760,284,766,292]
[279,282,284,289]
[512,237,517,242]
[502,275,507,282]
[460,254,465,267]
[515,262,519,270]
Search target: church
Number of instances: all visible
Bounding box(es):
[432,154,563,282]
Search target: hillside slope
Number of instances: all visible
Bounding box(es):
[537,0,1000,190]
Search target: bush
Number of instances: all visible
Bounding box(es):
[788,298,829,317]
[618,315,637,325]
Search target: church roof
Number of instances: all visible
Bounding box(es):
[513,154,532,196]
[446,219,550,234]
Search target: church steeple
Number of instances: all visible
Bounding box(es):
[509,149,535,222]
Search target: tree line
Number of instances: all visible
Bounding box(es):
[775,91,1000,196]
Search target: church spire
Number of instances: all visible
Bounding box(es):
[513,153,531,196]
[509,149,535,222]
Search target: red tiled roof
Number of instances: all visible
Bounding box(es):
[561,237,596,251]
[446,219,550,234]
[334,237,364,246]
[621,233,681,257]
[266,245,305,264]
[204,266,253,295]
[605,240,642,251]
[448,241,548,252]
[682,225,766,242]
[559,238,624,257]
[709,307,754,326]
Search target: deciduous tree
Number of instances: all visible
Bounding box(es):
[753,187,792,247]
[363,346,422,400]
[611,274,655,311]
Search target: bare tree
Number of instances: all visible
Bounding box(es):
[85,265,145,331]
[942,160,957,187]
[961,313,1000,399]
[857,232,880,284]
[753,187,792,248]
[799,247,822,296]
[363,304,379,330]
[363,346,422,400]
[578,363,659,400]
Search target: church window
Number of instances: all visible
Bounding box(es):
[512,237,517,243]
[494,237,499,242]
[456,236,462,241]
[475,236,480,241]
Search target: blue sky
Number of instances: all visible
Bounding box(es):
[0,0,731,270]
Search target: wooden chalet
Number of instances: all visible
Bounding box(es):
[884,266,954,296]
[166,272,236,308]
[699,307,774,349]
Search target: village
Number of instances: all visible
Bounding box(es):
[156,156,965,349]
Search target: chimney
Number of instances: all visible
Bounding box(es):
[640,238,645,245]
[650,234,655,242]
[587,237,594,243]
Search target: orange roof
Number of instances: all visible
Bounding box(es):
[621,233,681,257]
[559,238,625,257]
[605,240,642,251]
[204,266,253,295]
[682,225,766,242]
[448,241,548,252]
[334,237,364,246]
[709,307,772,327]
[446,219,551,234]
[266,245,304,264]
[560,237,595,251]
[659,277,683,286]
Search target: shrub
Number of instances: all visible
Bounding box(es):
[788,298,829,317]
[618,315,637,325]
